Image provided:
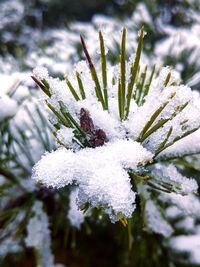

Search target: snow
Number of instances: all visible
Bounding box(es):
[131,3,153,25]
[159,128,200,159]
[32,140,153,221]
[0,0,24,30]
[67,188,86,228]
[175,217,195,231]
[150,164,198,194]
[0,212,24,257]
[0,95,18,121]
[25,201,55,267]
[161,193,200,217]
[33,66,49,80]
[56,127,74,147]
[170,235,200,264]
[145,200,173,237]
[126,72,199,148]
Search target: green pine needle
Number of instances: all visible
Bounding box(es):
[155,126,173,156]
[136,65,147,105]
[118,79,123,120]
[119,28,126,120]
[76,71,86,100]
[125,26,144,118]
[141,64,156,104]
[137,92,176,142]
[46,101,71,128]
[141,118,170,142]
[141,101,189,142]
[99,30,108,109]
[164,72,171,87]
[156,127,200,156]
[80,35,106,109]
[31,76,51,97]
[64,76,80,101]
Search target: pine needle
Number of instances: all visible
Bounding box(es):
[125,26,144,118]
[64,76,80,101]
[80,35,106,109]
[76,71,86,100]
[141,64,156,104]
[119,28,126,119]
[99,30,108,109]
[31,76,51,97]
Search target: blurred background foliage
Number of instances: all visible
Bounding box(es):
[1,0,200,74]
